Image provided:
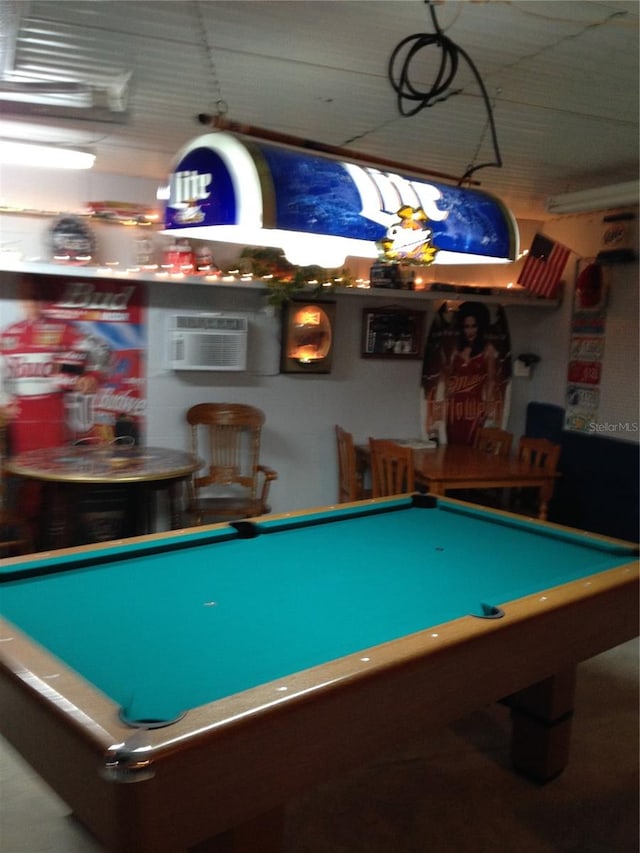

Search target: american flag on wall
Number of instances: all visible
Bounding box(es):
[517,233,571,298]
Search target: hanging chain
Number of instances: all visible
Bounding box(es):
[195,0,228,117]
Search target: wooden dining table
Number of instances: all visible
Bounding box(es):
[3,444,201,550]
[356,440,559,520]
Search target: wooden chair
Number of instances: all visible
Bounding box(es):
[512,436,561,516]
[368,438,415,498]
[185,403,278,525]
[335,425,370,503]
[474,427,513,457]
[517,436,561,472]
[466,427,515,508]
[0,418,31,557]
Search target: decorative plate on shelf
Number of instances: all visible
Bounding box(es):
[48,215,96,264]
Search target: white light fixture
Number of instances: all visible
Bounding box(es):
[546,181,639,214]
[0,141,95,170]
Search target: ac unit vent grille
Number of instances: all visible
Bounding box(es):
[168,313,248,371]
[174,315,246,332]
[197,334,245,367]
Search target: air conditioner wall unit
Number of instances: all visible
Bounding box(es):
[168,313,248,371]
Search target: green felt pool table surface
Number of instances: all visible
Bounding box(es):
[1,496,635,725]
[0,495,638,853]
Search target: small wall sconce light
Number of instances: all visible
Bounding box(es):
[281,301,336,374]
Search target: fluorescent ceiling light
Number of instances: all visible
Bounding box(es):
[547,181,639,214]
[0,141,95,170]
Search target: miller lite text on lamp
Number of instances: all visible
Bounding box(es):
[162,133,518,268]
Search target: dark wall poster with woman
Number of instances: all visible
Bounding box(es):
[420,301,512,445]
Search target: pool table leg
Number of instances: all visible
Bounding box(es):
[188,807,284,853]
[506,667,577,783]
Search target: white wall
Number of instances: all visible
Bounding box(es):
[1,165,638,516]
[145,283,427,513]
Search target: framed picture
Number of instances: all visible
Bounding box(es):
[361,307,426,359]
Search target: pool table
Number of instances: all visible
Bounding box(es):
[0,495,637,853]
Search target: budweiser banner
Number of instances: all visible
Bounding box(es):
[0,274,146,454]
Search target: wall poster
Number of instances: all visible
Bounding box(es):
[0,274,146,455]
[420,300,512,445]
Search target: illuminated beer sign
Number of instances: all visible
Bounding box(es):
[163,133,518,267]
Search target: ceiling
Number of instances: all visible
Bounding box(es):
[0,0,638,219]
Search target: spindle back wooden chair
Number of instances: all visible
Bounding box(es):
[335,425,370,503]
[473,427,514,457]
[466,427,515,508]
[368,438,415,498]
[512,436,561,516]
[186,403,277,525]
[517,436,561,473]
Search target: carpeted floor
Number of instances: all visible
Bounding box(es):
[1,640,638,853]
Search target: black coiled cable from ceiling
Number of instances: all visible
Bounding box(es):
[388,0,503,184]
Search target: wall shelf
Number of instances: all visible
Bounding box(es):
[0,205,157,227]
[0,261,560,308]
[330,286,559,308]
